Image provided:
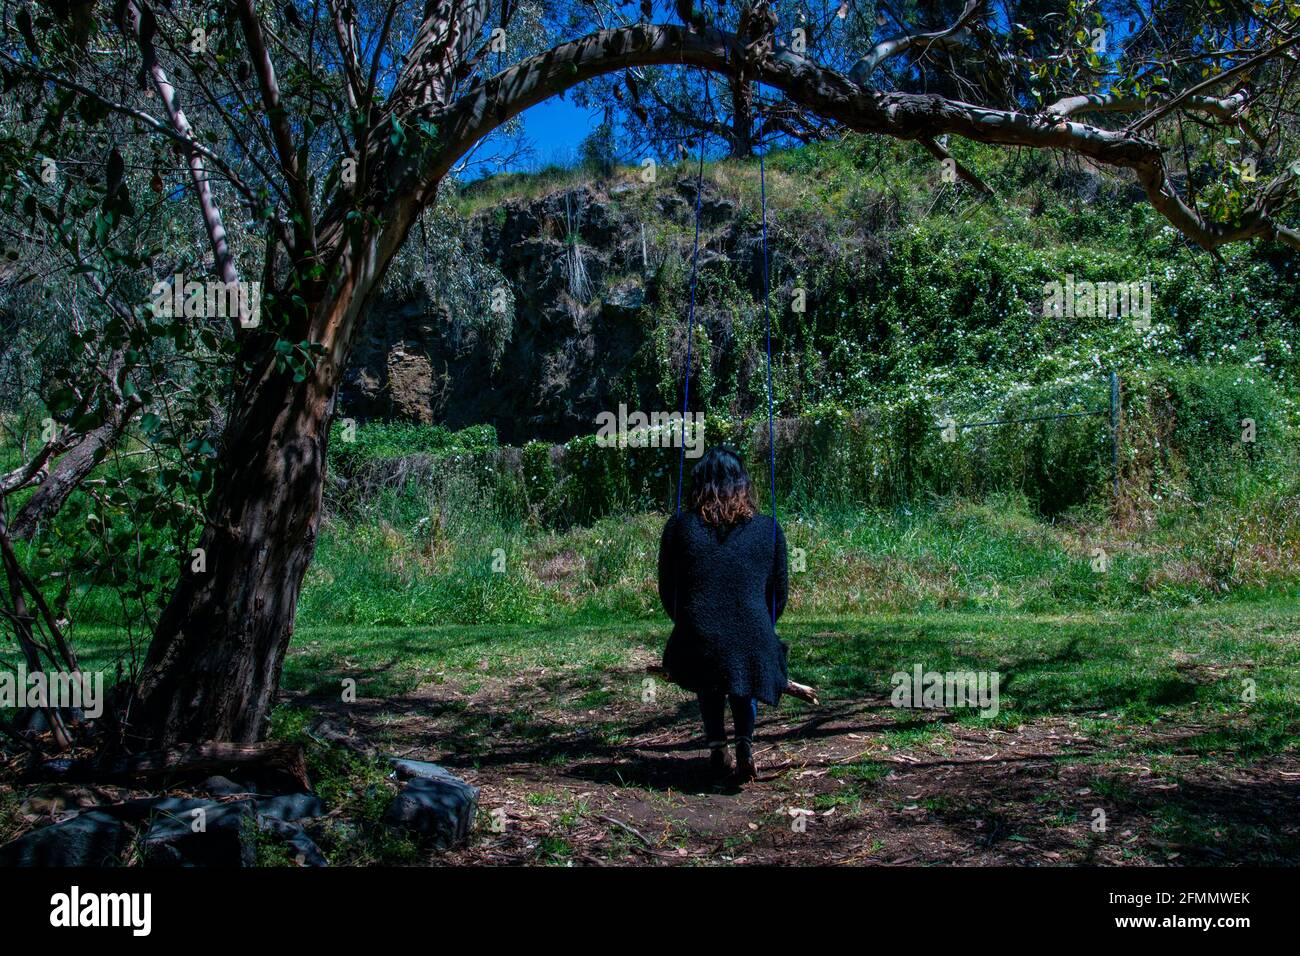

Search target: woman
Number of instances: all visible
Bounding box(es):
[658,446,789,783]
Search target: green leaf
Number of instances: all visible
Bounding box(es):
[47,387,78,414]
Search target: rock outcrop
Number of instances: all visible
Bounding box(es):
[340,176,763,444]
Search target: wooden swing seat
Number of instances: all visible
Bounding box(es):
[644,664,819,705]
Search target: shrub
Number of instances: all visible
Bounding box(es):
[328,421,498,477]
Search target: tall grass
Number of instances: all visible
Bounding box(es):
[298,476,1299,629]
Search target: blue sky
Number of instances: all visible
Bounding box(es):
[466,95,606,179]
[523,97,605,166]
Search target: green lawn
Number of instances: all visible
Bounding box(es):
[42,598,1299,756]
[9,598,1297,865]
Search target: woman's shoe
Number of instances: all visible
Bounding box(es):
[734,738,757,782]
[709,743,734,780]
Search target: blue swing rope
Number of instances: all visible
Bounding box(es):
[674,136,708,517]
[759,146,777,626]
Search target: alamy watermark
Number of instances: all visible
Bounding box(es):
[0,665,103,719]
[891,664,1000,718]
[1043,273,1152,328]
[149,272,262,327]
[595,404,705,458]
[50,886,150,936]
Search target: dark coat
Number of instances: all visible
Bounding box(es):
[657,511,790,705]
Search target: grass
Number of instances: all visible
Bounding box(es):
[289,601,1291,752]
[275,486,1300,635]
[267,589,1292,868]
[46,598,1300,760]
[7,599,1295,867]
[19,594,1292,865]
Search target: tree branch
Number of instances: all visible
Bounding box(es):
[920,136,994,196]
[1046,89,1253,122]
[232,0,317,256]
[850,0,986,84]
[118,1,250,330]
[326,0,364,112]
[420,23,1298,255]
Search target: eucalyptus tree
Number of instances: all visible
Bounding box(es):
[1,0,1297,747]
[0,71,240,753]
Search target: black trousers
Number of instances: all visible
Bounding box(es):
[698,691,757,745]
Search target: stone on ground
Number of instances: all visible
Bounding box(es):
[0,810,133,867]
[382,767,478,848]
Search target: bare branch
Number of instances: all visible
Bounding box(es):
[850,0,986,84]
[231,0,317,256]
[1046,89,1253,122]
[417,23,1298,257]
[117,1,249,330]
[919,137,994,196]
[327,0,364,112]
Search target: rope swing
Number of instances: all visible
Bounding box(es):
[659,101,818,706]
[759,145,777,627]
[673,124,778,622]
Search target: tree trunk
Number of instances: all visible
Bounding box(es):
[729,75,754,158]
[128,351,338,747]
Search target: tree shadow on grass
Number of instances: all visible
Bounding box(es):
[282,648,1300,862]
[799,625,1206,718]
[281,625,1248,822]
[895,753,1300,864]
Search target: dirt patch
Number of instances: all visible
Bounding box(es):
[306,658,1300,866]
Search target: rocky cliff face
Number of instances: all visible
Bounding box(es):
[339,176,759,444]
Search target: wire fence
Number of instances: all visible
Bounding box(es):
[932,371,1121,499]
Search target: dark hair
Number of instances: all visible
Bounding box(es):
[687,446,757,528]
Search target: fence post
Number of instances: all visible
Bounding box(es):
[1109,370,1121,501]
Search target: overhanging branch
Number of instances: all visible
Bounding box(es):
[419,22,1297,254]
